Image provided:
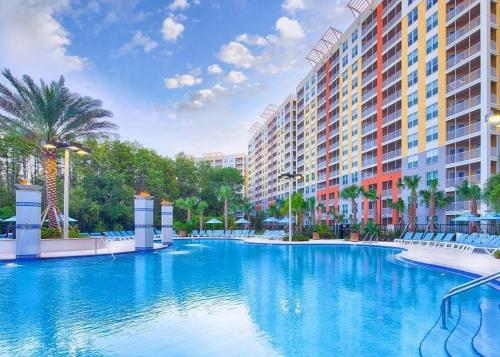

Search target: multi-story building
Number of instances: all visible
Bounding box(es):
[247,95,297,210]
[248,0,499,226]
[196,152,248,195]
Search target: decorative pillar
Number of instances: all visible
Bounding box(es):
[15,182,42,260]
[161,200,173,246]
[134,193,154,251]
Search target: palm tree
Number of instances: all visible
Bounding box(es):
[483,174,500,212]
[328,206,338,223]
[195,200,208,231]
[456,180,482,232]
[362,188,378,224]
[420,179,452,233]
[316,201,326,225]
[340,185,362,224]
[217,185,233,230]
[175,196,197,222]
[0,69,116,227]
[400,175,421,232]
[306,196,316,225]
[389,198,405,226]
[282,193,307,233]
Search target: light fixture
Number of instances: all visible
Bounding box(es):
[41,140,57,149]
[66,142,82,151]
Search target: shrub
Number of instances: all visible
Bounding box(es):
[315,224,333,238]
[494,250,500,259]
[41,226,81,239]
[283,234,309,241]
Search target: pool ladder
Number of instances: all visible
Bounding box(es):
[440,271,500,329]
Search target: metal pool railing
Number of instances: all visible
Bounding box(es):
[440,271,500,329]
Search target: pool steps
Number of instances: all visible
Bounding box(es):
[472,301,500,356]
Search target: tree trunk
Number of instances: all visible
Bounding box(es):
[429,197,436,233]
[409,191,417,232]
[43,150,58,228]
[199,212,204,231]
[311,209,315,226]
[470,199,478,233]
[352,199,357,224]
[224,199,228,231]
[187,208,191,222]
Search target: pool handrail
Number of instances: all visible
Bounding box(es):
[440,271,500,329]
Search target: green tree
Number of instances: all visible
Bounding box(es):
[389,198,405,225]
[419,179,452,233]
[340,185,362,224]
[483,174,500,212]
[282,193,307,233]
[400,176,421,232]
[195,200,208,231]
[306,196,316,225]
[0,69,116,227]
[316,201,325,225]
[175,196,197,222]
[456,180,482,232]
[217,185,233,230]
[362,188,378,224]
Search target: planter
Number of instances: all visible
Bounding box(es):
[179,230,187,237]
[312,232,320,240]
[350,232,359,242]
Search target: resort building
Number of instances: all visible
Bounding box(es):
[196,152,248,196]
[247,95,297,210]
[248,0,500,226]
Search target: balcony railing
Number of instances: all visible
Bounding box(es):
[317,121,326,131]
[362,140,377,151]
[446,95,480,117]
[382,189,393,198]
[491,13,497,25]
[382,148,401,161]
[362,122,377,134]
[382,207,393,216]
[364,53,377,66]
[363,88,377,100]
[383,129,401,142]
[446,122,480,140]
[446,174,480,188]
[446,201,471,212]
[329,142,340,152]
[329,156,340,165]
[383,32,401,52]
[447,43,480,69]
[362,105,377,118]
[447,0,476,23]
[383,71,401,87]
[363,70,377,84]
[447,17,480,46]
[446,148,480,164]
[329,128,340,138]
[382,90,401,106]
[317,148,326,156]
[383,51,402,71]
[362,156,377,166]
[318,160,326,170]
[329,170,340,178]
[446,69,480,92]
[383,109,401,125]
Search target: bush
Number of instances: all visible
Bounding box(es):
[41,226,81,239]
[494,250,500,259]
[315,224,333,238]
[283,234,309,242]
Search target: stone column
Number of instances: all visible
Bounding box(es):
[134,194,154,251]
[15,183,42,260]
[161,200,173,246]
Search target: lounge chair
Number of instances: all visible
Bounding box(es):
[248,230,255,237]
[417,232,435,245]
[126,231,135,237]
[424,232,445,246]
[191,230,199,237]
[395,232,413,244]
[0,234,6,238]
[6,233,13,239]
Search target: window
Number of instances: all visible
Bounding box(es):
[426,103,438,120]
[352,77,358,89]
[408,91,418,107]
[408,49,418,66]
[426,57,438,75]
[426,149,438,165]
[352,93,358,105]
[408,28,418,46]
[351,172,358,183]
[426,80,438,98]
[408,8,418,25]
[352,62,358,73]
[408,70,418,87]
[408,112,418,128]
[343,85,348,96]
[342,101,348,111]
[352,29,358,42]
[342,130,348,141]
[426,34,438,54]
[352,45,358,57]
[427,0,437,10]
[408,154,418,169]
[351,124,358,136]
[426,125,438,142]
[408,0,416,5]
[426,13,438,32]
[342,204,348,215]
[426,170,438,186]
[342,41,348,52]
[342,175,348,185]
[342,56,348,67]
[342,71,348,81]
[408,133,418,149]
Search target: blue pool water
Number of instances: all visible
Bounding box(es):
[0,240,498,356]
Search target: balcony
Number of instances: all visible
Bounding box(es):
[318,133,326,144]
[362,105,377,118]
[362,140,377,151]
[382,189,393,198]
[383,71,401,88]
[329,170,340,178]
[364,53,377,66]
[446,200,471,212]
[446,0,477,23]
[363,70,377,84]
[447,43,480,69]
[383,32,401,53]
[362,122,377,135]
[446,174,480,188]
[382,129,401,142]
[318,160,326,170]
[383,51,402,72]
[446,95,480,117]
[317,121,326,132]
[382,109,401,125]
[329,156,340,165]
[363,87,377,101]
[446,69,480,93]
[382,149,401,161]
[382,90,401,107]
[446,148,480,164]
[362,156,377,167]
[317,147,326,157]
[447,17,480,46]
[382,207,393,217]
[329,128,340,138]
[329,142,340,152]
[446,122,480,141]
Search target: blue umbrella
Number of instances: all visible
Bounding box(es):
[1,216,16,223]
[263,217,279,223]
[479,213,500,221]
[451,213,482,222]
[279,217,295,224]
[206,218,222,224]
[235,218,250,224]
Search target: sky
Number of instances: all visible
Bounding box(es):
[0,0,354,157]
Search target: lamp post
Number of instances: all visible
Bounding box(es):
[278,172,303,242]
[41,140,90,238]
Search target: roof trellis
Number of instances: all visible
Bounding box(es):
[347,0,374,19]
[306,27,343,66]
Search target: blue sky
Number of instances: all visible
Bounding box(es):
[0,0,352,156]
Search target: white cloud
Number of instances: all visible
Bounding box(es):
[207,64,223,74]
[162,17,185,41]
[226,71,247,84]
[0,0,86,78]
[282,0,305,11]
[275,17,305,40]
[217,41,255,68]
[169,0,189,10]
[164,74,202,89]
[116,31,158,56]
[236,34,268,46]
[176,84,228,111]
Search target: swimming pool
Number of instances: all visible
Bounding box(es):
[0,240,498,356]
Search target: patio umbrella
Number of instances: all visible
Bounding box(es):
[262,217,279,223]
[235,218,250,224]
[206,218,222,224]
[1,216,16,223]
[451,213,482,222]
[279,217,295,224]
[479,213,500,221]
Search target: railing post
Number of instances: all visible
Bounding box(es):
[447,297,452,317]
[441,300,447,329]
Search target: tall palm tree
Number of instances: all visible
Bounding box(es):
[420,179,452,233]
[0,69,116,227]
[389,198,405,226]
[316,201,326,225]
[340,185,362,224]
[400,175,421,232]
[456,180,482,232]
[195,200,208,231]
[175,196,197,222]
[217,185,233,230]
[282,193,307,233]
[362,188,378,224]
[306,196,316,225]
